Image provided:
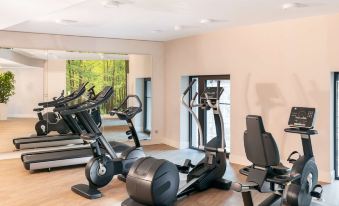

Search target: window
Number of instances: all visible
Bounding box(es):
[189,75,231,154]
[144,78,152,134]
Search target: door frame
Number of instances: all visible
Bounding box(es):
[334,73,339,179]
[143,78,151,134]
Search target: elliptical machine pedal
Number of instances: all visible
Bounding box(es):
[71,184,102,199]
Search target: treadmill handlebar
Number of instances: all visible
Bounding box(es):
[38,82,88,107]
[110,95,142,116]
[57,86,113,115]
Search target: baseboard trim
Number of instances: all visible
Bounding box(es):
[319,169,335,183]
[158,137,179,148]
[229,154,251,166]
[8,114,36,118]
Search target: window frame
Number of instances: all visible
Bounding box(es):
[143,78,151,134]
[334,73,339,179]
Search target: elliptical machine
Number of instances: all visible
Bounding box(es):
[121,80,232,206]
[232,107,323,206]
[70,94,146,199]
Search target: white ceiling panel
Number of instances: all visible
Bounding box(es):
[2,0,339,41]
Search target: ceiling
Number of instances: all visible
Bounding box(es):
[1,0,339,41]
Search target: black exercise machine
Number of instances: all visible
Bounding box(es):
[21,90,144,173]
[232,107,323,206]
[121,80,231,206]
[13,83,101,150]
[69,94,146,199]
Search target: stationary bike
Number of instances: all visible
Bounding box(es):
[34,89,71,135]
[232,107,323,206]
[71,94,146,199]
[121,80,232,206]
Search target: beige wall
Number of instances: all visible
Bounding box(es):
[44,60,66,101]
[164,14,339,183]
[0,31,165,145]
[128,55,152,132]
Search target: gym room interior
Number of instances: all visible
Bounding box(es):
[0,1,339,206]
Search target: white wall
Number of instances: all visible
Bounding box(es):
[44,60,66,101]
[5,67,44,118]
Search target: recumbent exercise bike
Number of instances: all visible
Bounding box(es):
[232,107,323,206]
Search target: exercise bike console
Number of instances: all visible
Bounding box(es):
[288,107,316,129]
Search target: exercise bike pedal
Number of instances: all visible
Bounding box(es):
[310,184,323,199]
[287,151,301,164]
[71,184,102,199]
[118,174,127,182]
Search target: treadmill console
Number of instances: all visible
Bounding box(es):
[288,107,315,129]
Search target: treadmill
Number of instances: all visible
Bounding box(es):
[21,86,142,171]
[13,83,89,150]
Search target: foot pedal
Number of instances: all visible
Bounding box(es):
[121,198,145,206]
[71,184,102,199]
[177,159,193,174]
[213,178,232,190]
[310,184,323,199]
[287,151,301,164]
[118,174,126,182]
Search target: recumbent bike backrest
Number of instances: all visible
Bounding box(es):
[244,115,280,167]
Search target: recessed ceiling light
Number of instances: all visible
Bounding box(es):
[200,19,212,24]
[174,25,183,31]
[151,30,162,33]
[282,2,308,10]
[200,18,228,24]
[102,0,133,8]
[55,19,78,25]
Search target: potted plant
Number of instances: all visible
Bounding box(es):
[0,71,15,120]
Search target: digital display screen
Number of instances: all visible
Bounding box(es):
[288,107,315,128]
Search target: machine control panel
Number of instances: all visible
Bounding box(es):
[288,107,315,129]
[201,87,224,100]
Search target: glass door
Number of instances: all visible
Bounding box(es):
[189,75,231,153]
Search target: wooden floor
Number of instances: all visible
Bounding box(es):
[0,119,339,205]
[0,146,338,206]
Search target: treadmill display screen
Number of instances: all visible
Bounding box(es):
[288,107,315,128]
